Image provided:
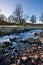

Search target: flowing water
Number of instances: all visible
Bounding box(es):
[0,29,42,43]
[0,29,43,55]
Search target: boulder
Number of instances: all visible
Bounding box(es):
[21,53,28,61]
[10,37,16,42]
[38,37,43,44]
[0,59,11,65]
[40,32,43,37]
[19,38,29,43]
[0,54,7,62]
[3,41,11,47]
[0,48,5,54]
[32,32,39,36]
[0,43,6,48]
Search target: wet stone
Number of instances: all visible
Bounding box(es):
[3,41,11,47]
[40,32,43,37]
[10,37,16,42]
[0,59,11,65]
[0,48,5,54]
[0,29,43,65]
[19,38,29,43]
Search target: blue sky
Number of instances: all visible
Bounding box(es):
[0,0,43,20]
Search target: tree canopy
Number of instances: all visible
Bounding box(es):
[30,15,36,24]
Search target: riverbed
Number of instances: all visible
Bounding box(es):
[0,29,43,54]
[0,29,43,65]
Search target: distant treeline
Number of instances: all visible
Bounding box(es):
[0,4,43,25]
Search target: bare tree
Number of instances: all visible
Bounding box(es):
[30,15,36,24]
[0,14,7,21]
[8,4,28,24]
[24,15,29,21]
[13,4,23,23]
[40,13,43,23]
[8,15,14,23]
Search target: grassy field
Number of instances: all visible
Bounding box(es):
[0,23,43,35]
[0,19,43,29]
[0,23,43,28]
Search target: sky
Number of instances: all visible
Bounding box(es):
[0,0,43,23]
